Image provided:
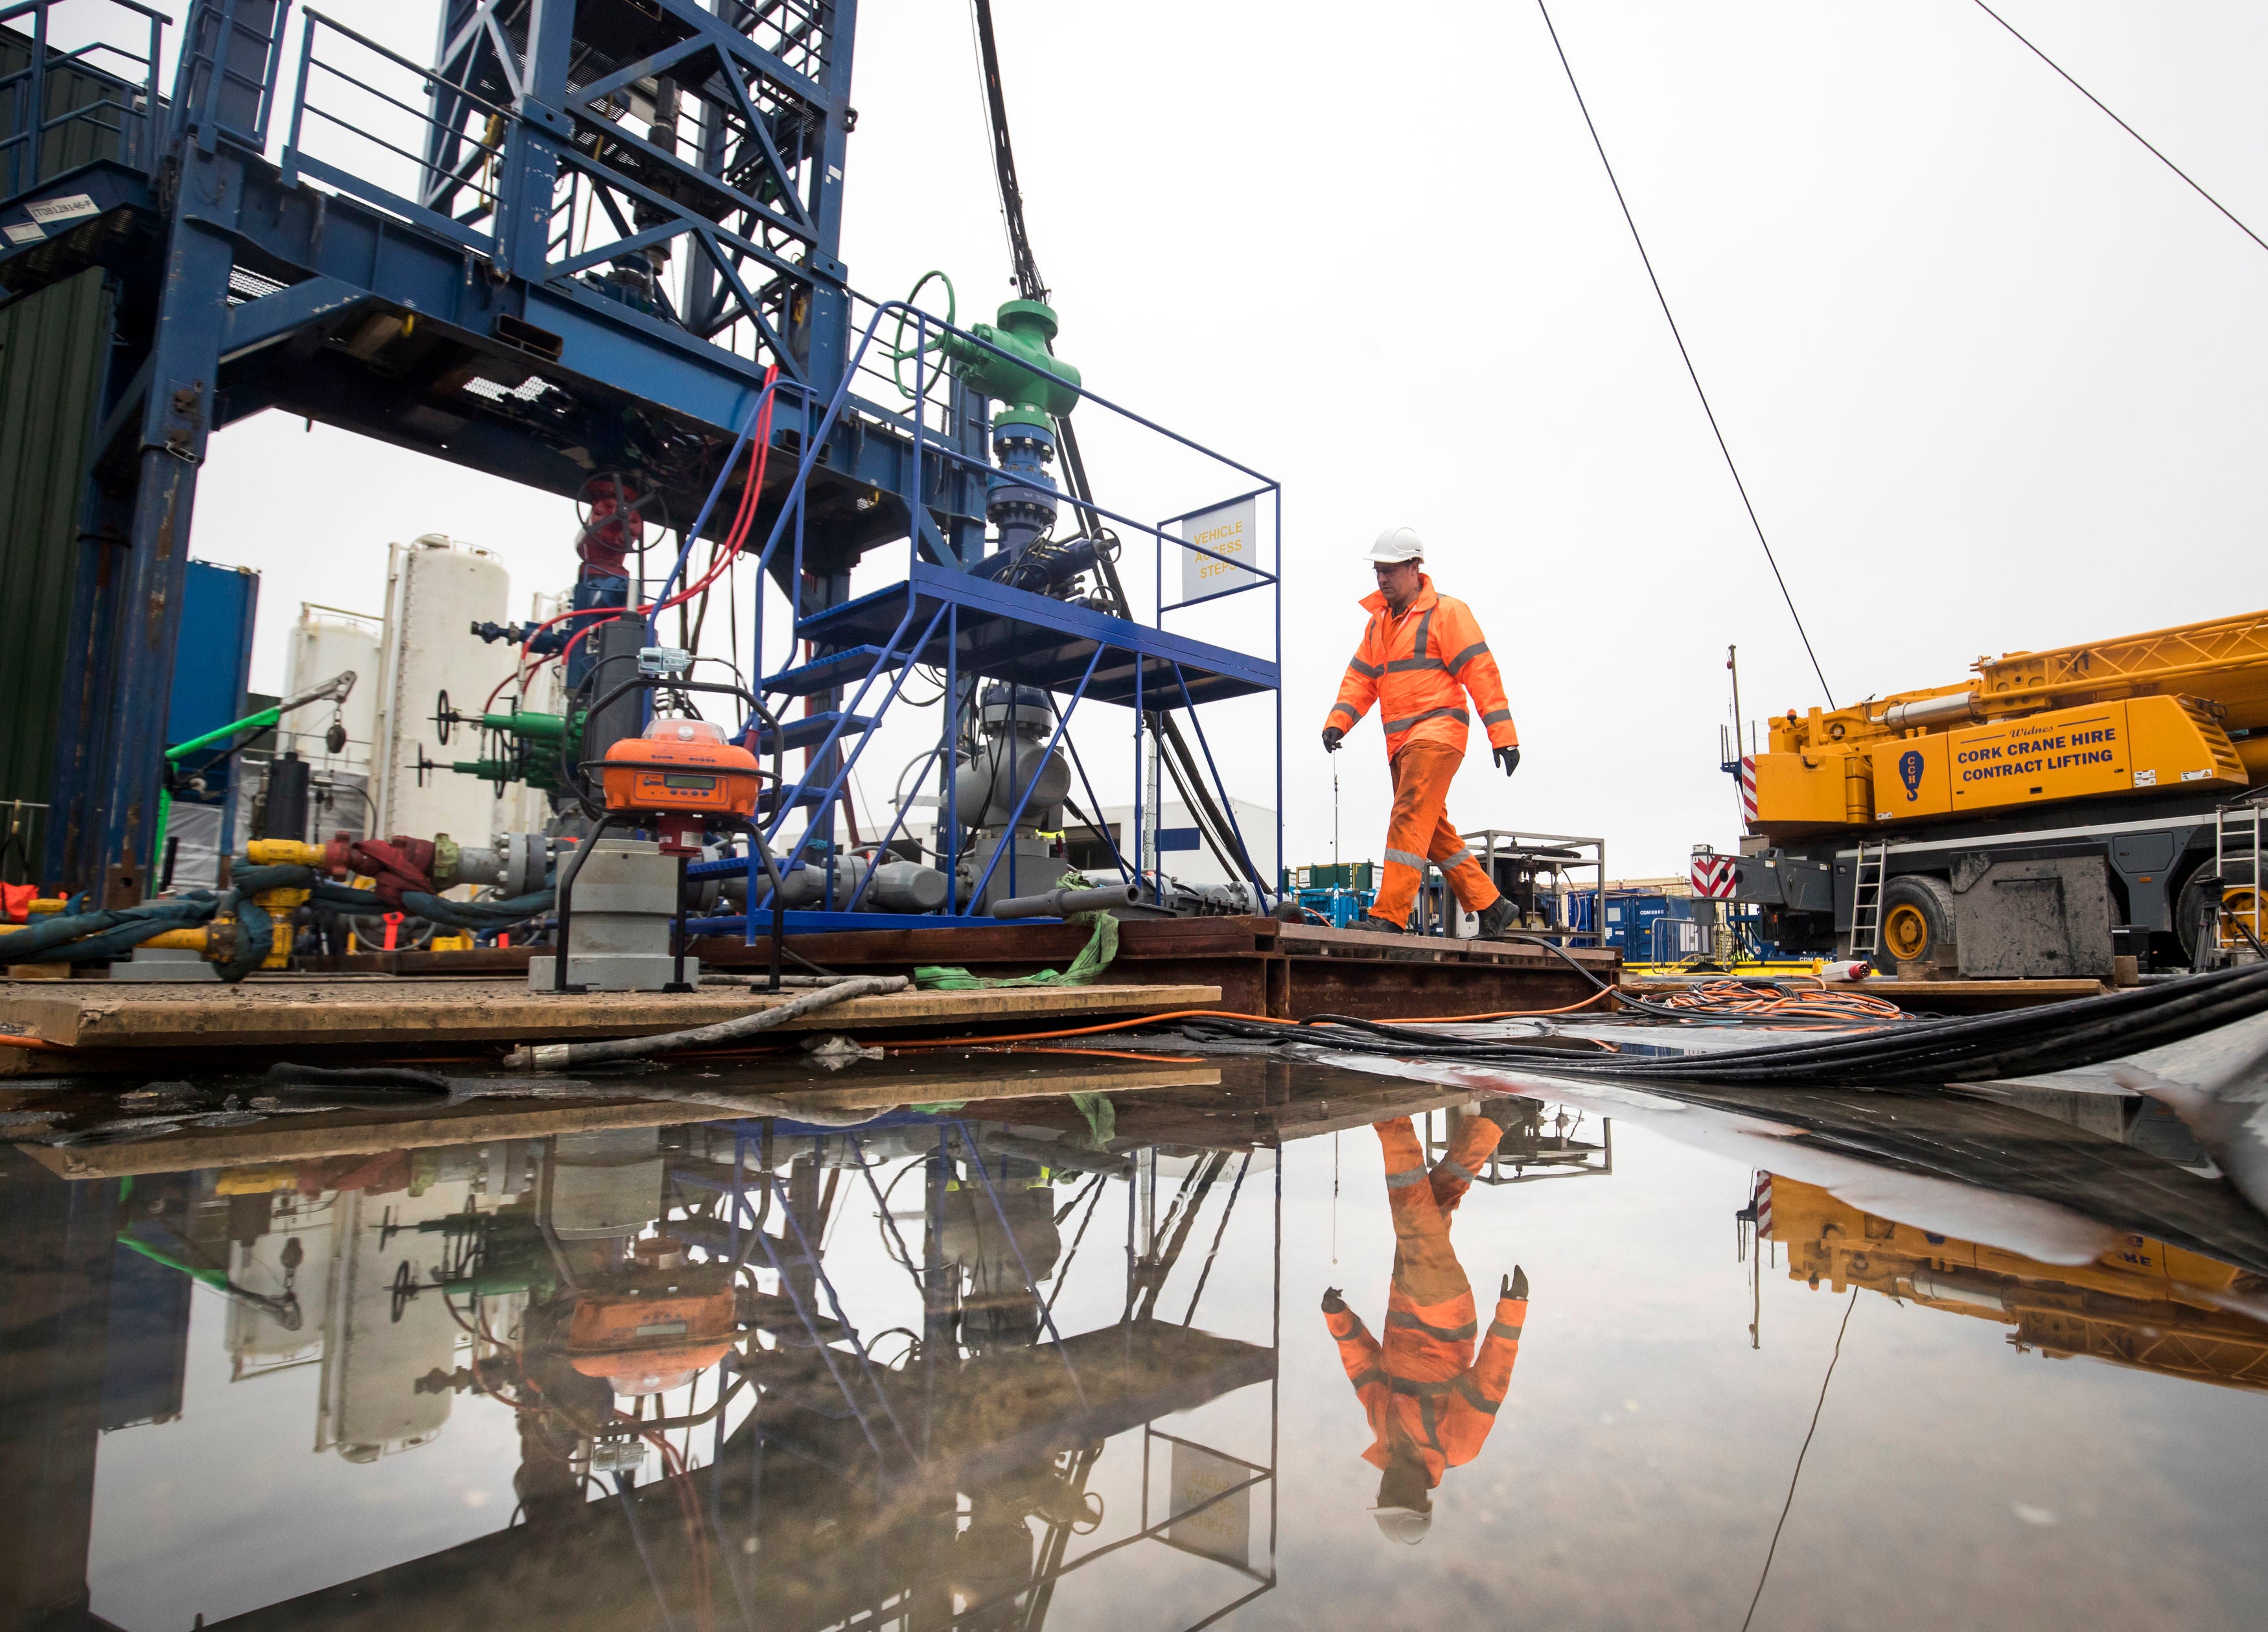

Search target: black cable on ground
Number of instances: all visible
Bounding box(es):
[781,942,839,979]
[263,1062,450,1093]
[1174,958,2268,1088]
[1498,931,1698,1020]
[1535,0,1834,707]
[1293,1012,1614,1056]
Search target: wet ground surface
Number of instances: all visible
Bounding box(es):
[5,1040,2268,1631]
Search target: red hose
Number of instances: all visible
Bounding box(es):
[485,368,778,716]
[643,366,779,623]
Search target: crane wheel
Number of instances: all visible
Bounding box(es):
[2175,845,2263,966]
[1879,876,1958,971]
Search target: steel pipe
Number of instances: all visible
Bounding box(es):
[989,881,1141,920]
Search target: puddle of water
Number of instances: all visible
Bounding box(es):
[5,1053,2267,1631]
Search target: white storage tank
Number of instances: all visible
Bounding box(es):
[282,604,384,841]
[281,604,382,772]
[316,1183,469,1460]
[371,535,515,844]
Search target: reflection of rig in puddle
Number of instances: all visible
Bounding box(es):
[23,1078,1317,1632]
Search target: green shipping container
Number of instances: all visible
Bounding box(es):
[0,266,108,884]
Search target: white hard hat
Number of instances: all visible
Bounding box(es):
[1367,526,1424,564]
[1372,1506,1433,1545]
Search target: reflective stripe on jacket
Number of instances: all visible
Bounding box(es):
[1325,575,1517,757]
[1326,1292,1529,1486]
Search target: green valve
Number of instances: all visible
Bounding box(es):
[482,709,568,743]
[445,706,578,795]
[943,299,1080,434]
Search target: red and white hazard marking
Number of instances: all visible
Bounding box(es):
[1691,854,1737,898]
[1753,1172,1773,1239]
[1739,755,1759,825]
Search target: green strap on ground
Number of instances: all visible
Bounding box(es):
[914,876,1119,990]
[905,1093,1115,1148]
[1068,1091,1115,1147]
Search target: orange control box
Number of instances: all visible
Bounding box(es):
[565,1280,737,1396]
[601,717,763,817]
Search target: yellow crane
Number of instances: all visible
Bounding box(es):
[1747,610,2268,831]
[1728,609,2268,974]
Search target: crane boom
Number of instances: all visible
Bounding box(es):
[1749,608,2268,835]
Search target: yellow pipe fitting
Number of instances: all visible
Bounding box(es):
[141,927,211,951]
[216,1163,300,1196]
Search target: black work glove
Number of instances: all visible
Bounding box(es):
[1494,745,1521,777]
[1323,727,1345,754]
[1501,1265,1529,1301]
[1321,1285,1347,1314]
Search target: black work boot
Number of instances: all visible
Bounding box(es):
[1478,1095,1525,1131]
[1477,898,1519,940]
[1363,915,1405,935]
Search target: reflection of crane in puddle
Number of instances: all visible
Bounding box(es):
[1741,1172,2268,1390]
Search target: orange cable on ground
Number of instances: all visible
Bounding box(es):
[0,1033,58,1051]
[1375,986,1618,1023]
[1650,977,1903,1023]
[886,1044,1209,1064]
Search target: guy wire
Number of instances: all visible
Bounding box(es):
[1971,0,2268,259]
[1535,0,1836,707]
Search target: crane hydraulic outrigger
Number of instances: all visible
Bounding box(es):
[1726,608,2268,977]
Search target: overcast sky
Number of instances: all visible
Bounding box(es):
[139,0,2268,877]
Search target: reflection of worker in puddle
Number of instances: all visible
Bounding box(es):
[1324,1108,1530,1544]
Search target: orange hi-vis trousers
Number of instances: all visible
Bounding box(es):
[1369,742,1501,929]
[1325,1115,1528,1487]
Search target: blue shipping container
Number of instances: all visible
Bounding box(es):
[165,561,259,752]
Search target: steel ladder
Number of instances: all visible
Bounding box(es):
[2212,803,2265,958]
[1849,840,1888,959]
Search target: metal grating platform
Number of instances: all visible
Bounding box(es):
[785,562,1276,708]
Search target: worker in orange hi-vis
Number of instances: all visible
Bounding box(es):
[1323,1106,1531,1545]
[1323,526,1521,937]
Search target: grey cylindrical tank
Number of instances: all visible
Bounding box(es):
[952,683,1069,826]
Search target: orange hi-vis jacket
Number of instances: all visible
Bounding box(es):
[1325,576,1518,759]
[1326,1287,1529,1488]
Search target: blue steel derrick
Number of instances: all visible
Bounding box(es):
[0,0,1282,930]
[3,0,876,890]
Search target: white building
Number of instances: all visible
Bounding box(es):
[896,796,1278,891]
[1085,797,1278,889]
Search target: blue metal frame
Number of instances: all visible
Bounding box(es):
[1,0,1283,928]
[684,1114,1279,1625]
[1,0,869,890]
[0,0,168,196]
[680,296,1281,937]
